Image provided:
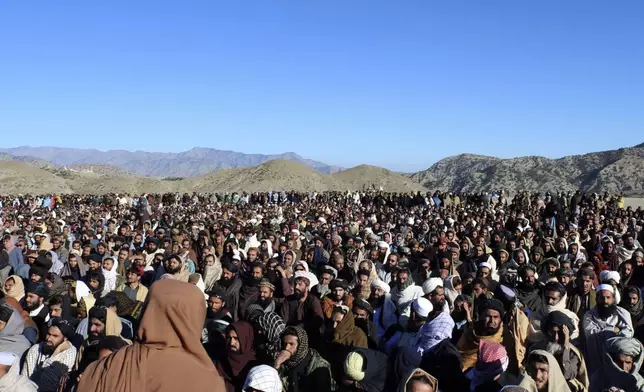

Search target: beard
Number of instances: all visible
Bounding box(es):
[24,301,41,312]
[545,342,565,356]
[431,299,445,310]
[370,296,384,308]
[476,321,501,336]
[294,289,306,300]
[257,297,273,309]
[452,310,467,323]
[519,281,537,291]
[42,342,56,355]
[166,264,181,274]
[597,303,618,319]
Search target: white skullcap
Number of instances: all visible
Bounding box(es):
[596,284,615,294]
[0,352,16,366]
[600,270,620,284]
[407,217,415,225]
[318,217,327,224]
[479,262,492,270]
[422,278,444,295]
[377,241,389,249]
[291,229,300,235]
[412,297,433,318]
[371,279,390,294]
[244,365,282,392]
[293,261,309,273]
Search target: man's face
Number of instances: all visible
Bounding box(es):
[44,326,65,352]
[25,293,43,311]
[545,290,562,306]
[49,304,63,318]
[146,242,157,253]
[524,270,536,284]
[283,335,298,356]
[127,271,140,284]
[320,273,333,286]
[334,258,344,270]
[398,272,408,286]
[167,258,181,273]
[284,252,293,266]
[89,318,106,337]
[226,329,240,353]
[472,284,486,298]
[294,278,308,297]
[332,311,345,328]
[354,308,369,320]
[222,268,235,281]
[372,287,386,299]
[259,286,273,300]
[251,267,263,280]
[429,287,445,308]
[52,239,60,249]
[597,290,615,307]
[624,263,633,276]
[483,309,501,331]
[332,287,345,301]
[248,249,258,262]
[615,353,634,373]
[3,278,15,293]
[208,296,224,312]
[118,250,128,262]
[358,274,369,287]
[529,361,549,391]
[478,268,490,280]
[580,276,593,294]
[557,275,571,286]
[103,259,114,271]
[387,255,398,267]
[500,252,508,263]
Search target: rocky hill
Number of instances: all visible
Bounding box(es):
[0,160,417,194]
[408,143,644,195]
[0,146,342,177]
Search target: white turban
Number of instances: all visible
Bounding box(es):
[371,279,390,294]
[596,284,615,294]
[422,277,444,295]
[600,270,620,284]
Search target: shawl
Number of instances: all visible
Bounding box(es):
[202,257,222,292]
[281,325,310,369]
[47,273,67,300]
[444,275,460,309]
[515,283,542,313]
[59,256,88,280]
[3,275,25,302]
[457,323,505,371]
[101,260,119,296]
[77,280,225,392]
[519,350,571,392]
[397,368,438,392]
[582,306,634,375]
[48,251,64,276]
[0,304,31,359]
[527,293,579,343]
[257,312,286,360]
[216,321,258,392]
[590,336,644,392]
[331,310,368,348]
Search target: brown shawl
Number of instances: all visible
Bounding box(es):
[77,279,225,392]
[457,323,505,371]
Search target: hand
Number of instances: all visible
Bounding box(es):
[274,350,292,369]
[614,326,622,334]
[562,325,570,347]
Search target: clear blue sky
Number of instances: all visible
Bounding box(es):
[1,1,642,171]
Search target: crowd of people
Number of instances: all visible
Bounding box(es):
[0,189,642,392]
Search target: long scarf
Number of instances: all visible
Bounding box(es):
[621,286,644,325]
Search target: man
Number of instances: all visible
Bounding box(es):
[341,348,388,392]
[24,283,50,336]
[582,284,633,375]
[515,265,542,312]
[279,271,324,340]
[370,279,398,345]
[0,352,38,391]
[390,267,424,327]
[78,279,226,391]
[256,279,282,314]
[274,326,335,392]
[457,298,509,371]
[421,277,449,314]
[312,265,337,299]
[142,237,164,269]
[567,268,596,319]
[21,318,77,392]
[390,297,435,381]
[529,311,589,391]
[116,265,148,302]
[239,262,264,320]
[520,350,571,392]
[376,253,399,284]
[322,279,354,319]
[527,281,579,344]
[590,336,644,391]
[213,261,242,321]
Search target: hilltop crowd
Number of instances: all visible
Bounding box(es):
[0,189,642,392]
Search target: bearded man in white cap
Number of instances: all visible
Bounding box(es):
[370,279,398,345]
[279,271,324,343]
[582,284,633,375]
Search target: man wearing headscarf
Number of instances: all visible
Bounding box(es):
[213,261,243,321]
[216,321,259,392]
[21,318,77,392]
[527,282,579,345]
[369,279,398,345]
[590,336,644,392]
[397,368,438,392]
[528,311,589,392]
[342,348,388,392]
[243,365,283,392]
[77,280,226,392]
[274,325,335,392]
[582,284,633,375]
[24,282,50,337]
[466,340,509,391]
[256,312,286,363]
[322,279,354,319]
[390,267,424,327]
[515,265,542,312]
[520,350,572,392]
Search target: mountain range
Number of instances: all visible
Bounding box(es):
[0,146,342,177]
[0,143,643,195]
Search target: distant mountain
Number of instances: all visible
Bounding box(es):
[0,152,55,169]
[0,146,342,177]
[408,143,644,195]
